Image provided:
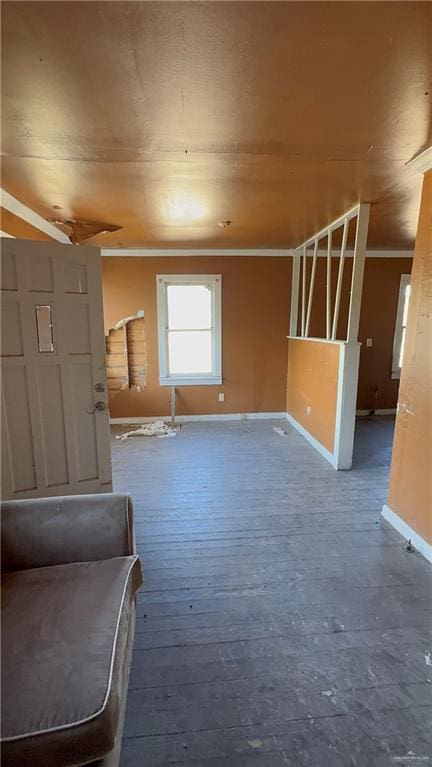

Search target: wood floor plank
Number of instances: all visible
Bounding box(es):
[111,418,432,766]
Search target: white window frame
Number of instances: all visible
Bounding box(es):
[391,274,411,380]
[156,274,222,386]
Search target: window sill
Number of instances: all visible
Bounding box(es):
[159,376,222,387]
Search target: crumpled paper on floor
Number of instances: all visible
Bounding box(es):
[116,420,177,441]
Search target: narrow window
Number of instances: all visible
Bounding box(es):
[392,274,411,379]
[157,275,222,386]
[35,305,54,352]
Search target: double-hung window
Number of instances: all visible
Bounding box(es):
[157,274,222,386]
[391,274,411,379]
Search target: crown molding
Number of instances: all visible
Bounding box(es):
[101,247,412,259]
[100,247,293,257]
[0,188,70,243]
[406,146,432,174]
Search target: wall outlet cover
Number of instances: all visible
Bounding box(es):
[218,393,225,402]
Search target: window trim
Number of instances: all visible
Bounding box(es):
[391,273,411,380]
[156,274,222,386]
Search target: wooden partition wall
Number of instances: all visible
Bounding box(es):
[286,203,370,470]
[286,338,360,469]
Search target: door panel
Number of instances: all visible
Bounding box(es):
[67,300,92,355]
[35,363,69,488]
[69,360,99,482]
[1,239,112,499]
[2,365,37,493]
[28,254,54,292]
[64,260,88,294]
[2,299,24,356]
[2,253,18,290]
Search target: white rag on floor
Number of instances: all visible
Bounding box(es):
[116,421,177,441]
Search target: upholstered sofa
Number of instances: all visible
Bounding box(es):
[1,493,142,767]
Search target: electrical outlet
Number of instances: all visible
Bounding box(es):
[306,405,311,416]
[366,338,373,347]
[218,393,225,402]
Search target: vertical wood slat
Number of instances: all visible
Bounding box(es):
[347,203,371,342]
[326,231,332,339]
[106,325,129,396]
[291,203,370,343]
[289,253,301,336]
[170,386,176,425]
[301,246,307,336]
[331,219,349,340]
[305,238,318,338]
[126,318,147,390]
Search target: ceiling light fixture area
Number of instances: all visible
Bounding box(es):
[49,217,122,245]
[166,196,207,223]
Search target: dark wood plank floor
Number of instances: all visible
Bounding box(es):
[112,417,432,767]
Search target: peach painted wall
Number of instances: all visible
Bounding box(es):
[306,256,412,411]
[102,256,291,417]
[286,339,340,453]
[102,254,412,418]
[358,258,412,411]
[387,171,432,545]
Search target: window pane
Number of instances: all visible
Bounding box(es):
[402,284,411,327]
[399,327,406,369]
[168,330,212,374]
[167,285,212,330]
[35,305,54,352]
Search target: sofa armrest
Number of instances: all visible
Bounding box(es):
[1,493,135,572]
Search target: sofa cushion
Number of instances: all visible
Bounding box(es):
[1,555,142,767]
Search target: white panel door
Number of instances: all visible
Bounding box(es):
[1,239,112,499]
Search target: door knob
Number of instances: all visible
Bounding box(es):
[87,401,106,414]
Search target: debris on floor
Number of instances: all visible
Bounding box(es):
[116,421,178,441]
[273,426,287,437]
[248,739,263,749]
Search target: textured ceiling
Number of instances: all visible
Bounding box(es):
[1,1,431,248]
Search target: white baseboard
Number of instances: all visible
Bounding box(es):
[110,412,287,425]
[381,504,432,563]
[110,409,396,424]
[285,412,336,469]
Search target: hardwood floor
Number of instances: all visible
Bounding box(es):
[111,417,432,767]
